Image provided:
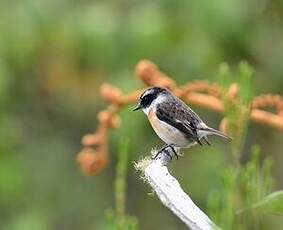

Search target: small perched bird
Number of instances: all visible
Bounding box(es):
[133,87,231,158]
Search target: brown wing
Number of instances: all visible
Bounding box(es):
[156,99,203,144]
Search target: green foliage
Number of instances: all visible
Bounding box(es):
[0,156,24,204]
[207,167,238,229]
[3,212,49,230]
[253,191,283,215]
[239,146,273,207]
[238,146,274,228]
[208,63,281,229]
[208,145,274,229]
[219,62,254,162]
[105,210,138,230]
[104,139,138,230]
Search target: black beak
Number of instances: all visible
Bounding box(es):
[133,104,141,111]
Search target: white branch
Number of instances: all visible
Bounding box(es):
[136,148,220,230]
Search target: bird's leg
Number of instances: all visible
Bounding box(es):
[196,138,203,146]
[153,144,174,160]
[203,136,211,146]
[153,144,169,159]
[169,144,178,160]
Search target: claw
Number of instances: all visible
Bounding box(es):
[203,136,211,146]
[154,144,178,161]
[169,144,178,160]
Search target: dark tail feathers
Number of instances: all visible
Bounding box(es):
[199,127,232,141]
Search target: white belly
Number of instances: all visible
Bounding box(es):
[148,108,189,147]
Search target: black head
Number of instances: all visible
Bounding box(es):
[133,87,167,111]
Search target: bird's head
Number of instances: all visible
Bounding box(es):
[133,87,168,114]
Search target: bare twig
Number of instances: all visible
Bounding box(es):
[135,149,219,230]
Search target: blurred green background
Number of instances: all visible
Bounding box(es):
[0,0,283,229]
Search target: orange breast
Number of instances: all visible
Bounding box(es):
[148,108,161,132]
[147,107,189,147]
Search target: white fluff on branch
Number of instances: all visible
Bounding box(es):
[135,148,219,230]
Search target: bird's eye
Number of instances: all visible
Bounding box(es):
[140,93,155,108]
[143,95,149,100]
[143,94,153,102]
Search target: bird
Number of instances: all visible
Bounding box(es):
[133,86,231,159]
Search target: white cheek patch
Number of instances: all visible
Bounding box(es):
[143,107,151,116]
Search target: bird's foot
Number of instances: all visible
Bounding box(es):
[153,144,179,161]
[152,145,170,160]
